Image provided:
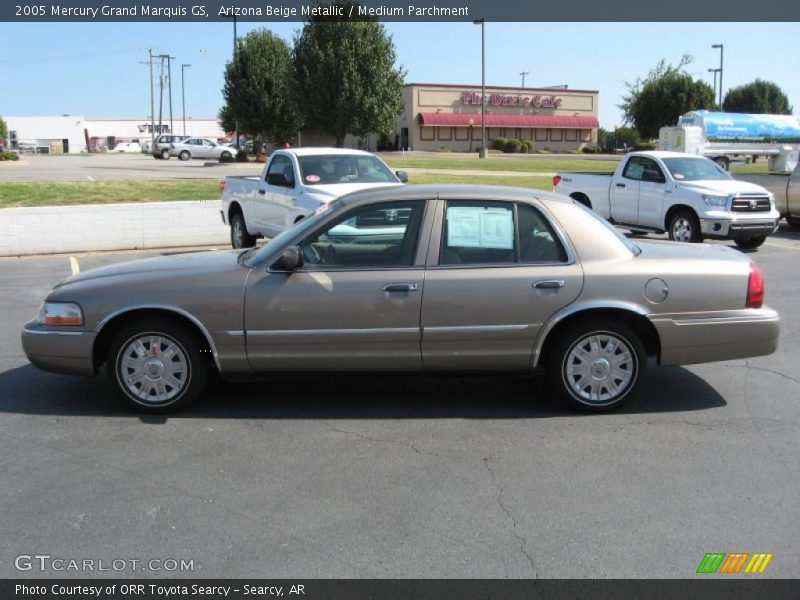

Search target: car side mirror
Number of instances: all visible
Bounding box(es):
[273,245,304,271]
[395,170,408,183]
[267,172,293,187]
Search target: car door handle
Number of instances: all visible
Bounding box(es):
[615,183,626,188]
[533,280,565,290]
[258,189,266,195]
[382,283,418,292]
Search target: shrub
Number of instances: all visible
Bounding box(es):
[0,151,20,161]
[503,139,522,154]
[491,137,507,151]
[634,142,658,151]
[582,146,602,154]
[235,150,249,162]
[436,146,452,153]
[519,139,533,154]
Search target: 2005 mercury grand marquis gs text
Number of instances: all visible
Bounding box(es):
[21,185,780,413]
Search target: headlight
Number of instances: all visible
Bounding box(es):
[37,302,83,326]
[702,194,728,207]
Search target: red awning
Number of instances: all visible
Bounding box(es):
[418,113,599,128]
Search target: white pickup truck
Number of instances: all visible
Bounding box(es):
[220,147,407,248]
[554,151,780,250]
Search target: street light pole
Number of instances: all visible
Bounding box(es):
[708,68,719,105]
[473,19,486,159]
[520,71,529,88]
[712,44,724,106]
[181,64,191,136]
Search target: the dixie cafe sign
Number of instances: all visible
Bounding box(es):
[462,91,563,109]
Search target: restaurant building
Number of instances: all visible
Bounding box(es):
[393,83,599,153]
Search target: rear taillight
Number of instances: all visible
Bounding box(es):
[552,175,562,188]
[219,180,226,193]
[746,262,764,308]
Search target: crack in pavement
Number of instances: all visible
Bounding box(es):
[321,421,458,460]
[482,457,537,577]
[719,363,800,386]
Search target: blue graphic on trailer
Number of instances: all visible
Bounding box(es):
[678,111,800,143]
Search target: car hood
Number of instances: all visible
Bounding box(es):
[301,182,403,200]
[680,179,770,196]
[55,249,245,289]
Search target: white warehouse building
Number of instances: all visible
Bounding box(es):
[4,116,226,153]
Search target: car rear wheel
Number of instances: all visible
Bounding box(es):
[179,150,191,161]
[668,209,703,243]
[108,318,207,413]
[734,235,767,250]
[160,149,170,160]
[220,151,232,162]
[230,212,256,248]
[787,215,800,229]
[546,320,646,413]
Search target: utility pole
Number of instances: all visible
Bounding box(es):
[138,50,156,147]
[166,55,174,134]
[520,71,529,88]
[712,44,724,107]
[181,64,191,136]
[157,56,164,141]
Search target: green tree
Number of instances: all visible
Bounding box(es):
[220,29,300,143]
[620,55,716,139]
[0,116,8,144]
[293,3,405,147]
[723,79,793,114]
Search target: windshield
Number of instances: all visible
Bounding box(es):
[298,154,397,186]
[573,201,641,256]
[661,157,732,181]
[246,203,340,266]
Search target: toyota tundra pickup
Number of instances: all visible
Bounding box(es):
[554,151,779,249]
[736,160,800,229]
[220,147,407,248]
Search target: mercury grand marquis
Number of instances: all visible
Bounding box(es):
[22,185,780,413]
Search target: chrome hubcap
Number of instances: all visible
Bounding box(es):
[563,333,635,405]
[673,218,692,242]
[119,334,189,404]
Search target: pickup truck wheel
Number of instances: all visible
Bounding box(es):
[108,318,207,413]
[787,215,800,229]
[734,235,767,250]
[230,213,256,248]
[179,150,191,161]
[160,149,170,160]
[668,210,702,243]
[546,319,646,413]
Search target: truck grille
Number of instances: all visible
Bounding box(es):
[731,196,771,212]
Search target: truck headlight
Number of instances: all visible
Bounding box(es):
[702,194,728,207]
[37,302,83,326]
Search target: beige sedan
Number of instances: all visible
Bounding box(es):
[22,185,779,413]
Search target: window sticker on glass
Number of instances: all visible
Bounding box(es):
[447,206,513,249]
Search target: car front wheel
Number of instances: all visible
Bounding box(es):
[546,320,646,413]
[108,318,207,413]
[668,209,703,243]
[734,235,767,250]
[179,150,191,161]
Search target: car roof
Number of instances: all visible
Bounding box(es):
[338,184,574,207]
[282,147,378,157]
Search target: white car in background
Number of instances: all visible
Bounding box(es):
[169,138,235,162]
[112,142,142,153]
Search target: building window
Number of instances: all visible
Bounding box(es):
[420,126,435,141]
[565,129,578,142]
[535,128,548,142]
[488,127,502,140]
[549,129,563,142]
[438,127,452,141]
[472,127,482,141]
[454,127,470,141]
[581,129,593,142]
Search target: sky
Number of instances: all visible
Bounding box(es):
[0,21,797,129]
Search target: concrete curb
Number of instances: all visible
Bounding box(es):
[0,200,229,257]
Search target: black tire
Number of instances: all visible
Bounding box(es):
[668,209,703,243]
[160,149,170,160]
[107,317,207,413]
[220,151,232,162]
[787,215,800,229]
[714,157,730,171]
[179,150,191,161]
[734,235,767,250]
[546,319,646,413]
[230,212,256,248]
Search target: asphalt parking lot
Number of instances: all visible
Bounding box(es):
[1,230,799,578]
